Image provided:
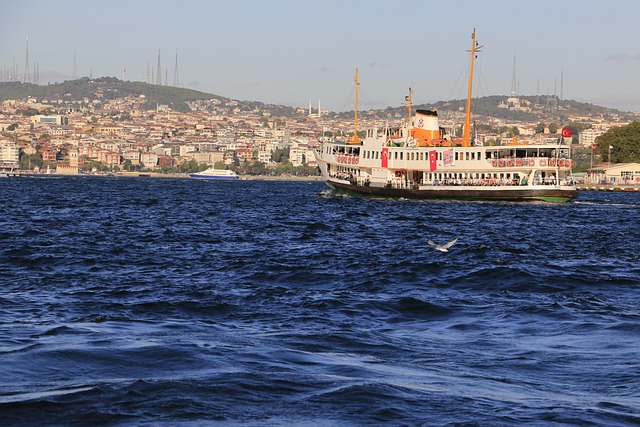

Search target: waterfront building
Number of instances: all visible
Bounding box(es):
[585,163,640,184]
[0,140,19,163]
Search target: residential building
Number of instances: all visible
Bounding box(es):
[579,128,606,147]
[0,140,19,163]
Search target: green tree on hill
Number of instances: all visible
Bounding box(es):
[595,121,640,163]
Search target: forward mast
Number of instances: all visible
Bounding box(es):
[462,28,482,147]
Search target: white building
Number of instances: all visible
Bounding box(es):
[0,140,19,163]
[579,128,606,147]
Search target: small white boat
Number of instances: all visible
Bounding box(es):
[0,165,21,178]
[189,168,238,180]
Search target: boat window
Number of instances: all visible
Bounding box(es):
[471,152,475,160]
[466,152,469,161]
[400,152,403,160]
[455,152,459,161]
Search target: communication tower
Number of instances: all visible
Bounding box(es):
[23,36,30,83]
[510,54,516,97]
[156,49,162,85]
[174,49,179,87]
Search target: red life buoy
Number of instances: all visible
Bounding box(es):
[549,159,556,167]
[558,159,565,167]
[508,159,514,167]
[540,159,547,166]
[492,159,497,167]
[516,159,523,166]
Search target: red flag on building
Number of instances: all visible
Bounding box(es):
[429,150,437,171]
[561,127,572,138]
[381,147,388,168]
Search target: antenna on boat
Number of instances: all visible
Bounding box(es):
[462,28,482,147]
[405,87,412,143]
[349,68,360,144]
[405,87,412,123]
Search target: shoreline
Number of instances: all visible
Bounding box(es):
[576,184,640,192]
[14,171,323,181]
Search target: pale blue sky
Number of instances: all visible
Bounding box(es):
[3,0,640,112]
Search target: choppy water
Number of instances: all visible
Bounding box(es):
[1,176,639,426]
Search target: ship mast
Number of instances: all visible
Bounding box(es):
[405,87,412,142]
[349,68,360,144]
[405,87,412,123]
[462,28,482,147]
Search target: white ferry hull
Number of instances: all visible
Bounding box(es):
[325,177,576,202]
[314,141,578,203]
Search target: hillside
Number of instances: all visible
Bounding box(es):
[336,95,637,123]
[0,77,240,114]
[0,77,636,122]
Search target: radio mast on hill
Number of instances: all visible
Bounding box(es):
[174,49,179,87]
[23,36,30,83]
[156,50,162,85]
[510,54,517,97]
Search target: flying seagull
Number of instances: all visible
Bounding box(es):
[427,237,458,252]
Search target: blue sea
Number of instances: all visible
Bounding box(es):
[1,177,639,426]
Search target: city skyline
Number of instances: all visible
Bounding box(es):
[2,0,640,112]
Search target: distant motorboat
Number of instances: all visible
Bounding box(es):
[0,164,21,178]
[189,168,238,180]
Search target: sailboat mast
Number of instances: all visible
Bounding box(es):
[350,68,360,144]
[463,28,482,147]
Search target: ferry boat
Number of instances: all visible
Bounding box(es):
[314,29,577,202]
[189,168,238,180]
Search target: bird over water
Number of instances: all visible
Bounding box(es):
[427,237,458,252]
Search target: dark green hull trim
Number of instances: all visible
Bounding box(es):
[328,181,577,202]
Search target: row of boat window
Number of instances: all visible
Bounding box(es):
[329,145,568,162]
[428,172,522,180]
[359,150,486,161]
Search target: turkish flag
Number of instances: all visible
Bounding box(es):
[381,147,388,167]
[561,127,572,138]
[429,150,437,171]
